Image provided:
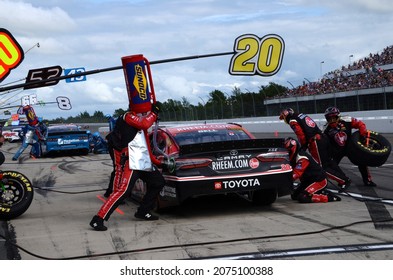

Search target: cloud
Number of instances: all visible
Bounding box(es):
[1,0,392,120]
[0,0,76,35]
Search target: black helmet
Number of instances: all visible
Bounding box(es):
[279,108,294,123]
[284,137,300,162]
[324,106,340,122]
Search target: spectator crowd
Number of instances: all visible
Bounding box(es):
[281,45,393,98]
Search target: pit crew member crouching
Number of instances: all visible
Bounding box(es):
[284,137,341,203]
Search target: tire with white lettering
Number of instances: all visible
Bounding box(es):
[347,131,391,167]
[251,188,277,206]
[0,171,34,220]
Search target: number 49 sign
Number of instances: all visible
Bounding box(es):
[229,34,285,76]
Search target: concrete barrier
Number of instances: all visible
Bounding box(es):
[160,109,393,134]
[81,109,393,136]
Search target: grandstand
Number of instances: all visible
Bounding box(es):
[265,45,393,116]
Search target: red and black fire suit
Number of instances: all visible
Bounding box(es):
[324,116,374,185]
[286,113,350,186]
[291,150,338,203]
[96,111,165,221]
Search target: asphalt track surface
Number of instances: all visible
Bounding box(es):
[1,133,393,260]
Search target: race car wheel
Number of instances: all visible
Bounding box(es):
[347,130,391,167]
[0,171,34,220]
[251,188,277,206]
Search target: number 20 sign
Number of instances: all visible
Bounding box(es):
[229,34,285,76]
[0,28,24,83]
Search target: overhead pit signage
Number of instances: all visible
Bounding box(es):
[0,28,24,83]
[229,34,285,76]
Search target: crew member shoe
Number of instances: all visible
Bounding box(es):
[364,180,377,187]
[103,189,112,198]
[90,215,107,231]
[327,193,341,202]
[338,178,351,192]
[134,211,159,221]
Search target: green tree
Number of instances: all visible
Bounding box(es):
[113,108,126,117]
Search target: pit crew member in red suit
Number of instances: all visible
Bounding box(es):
[284,137,341,203]
[279,108,351,191]
[323,106,376,187]
[90,104,165,231]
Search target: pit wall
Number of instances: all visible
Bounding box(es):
[160,109,393,134]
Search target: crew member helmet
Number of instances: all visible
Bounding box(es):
[284,137,300,162]
[279,108,294,123]
[324,106,340,123]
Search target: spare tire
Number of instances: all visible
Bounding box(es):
[0,171,34,220]
[347,130,391,167]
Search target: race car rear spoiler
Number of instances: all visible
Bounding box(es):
[179,138,286,156]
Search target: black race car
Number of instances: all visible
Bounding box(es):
[131,123,292,209]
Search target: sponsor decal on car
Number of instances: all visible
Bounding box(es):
[249,158,259,169]
[214,178,261,190]
[212,154,259,170]
[281,164,292,171]
[57,139,86,145]
[211,158,260,170]
[159,186,177,198]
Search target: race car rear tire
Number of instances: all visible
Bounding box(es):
[0,171,34,220]
[347,131,391,167]
[251,188,277,206]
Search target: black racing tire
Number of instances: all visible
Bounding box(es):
[0,171,34,220]
[251,188,277,206]
[347,131,391,167]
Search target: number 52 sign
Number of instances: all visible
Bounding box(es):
[229,34,285,77]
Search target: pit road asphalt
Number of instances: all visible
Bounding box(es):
[1,132,393,260]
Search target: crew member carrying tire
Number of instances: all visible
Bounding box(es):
[323,106,377,188]
[284,137,341,203]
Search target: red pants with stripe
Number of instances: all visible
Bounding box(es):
[97,148,165,221]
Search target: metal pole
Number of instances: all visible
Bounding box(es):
[224,92,233,118]
[24,42,40,54]
[349,54,353,65]
[212,91,224,119]
[236,94,245,117]
[198,96,207,120]
[245,89,256,117]
[0,51,235,92]
[320,61,324,78]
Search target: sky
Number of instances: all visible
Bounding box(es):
[1,0,392,120]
